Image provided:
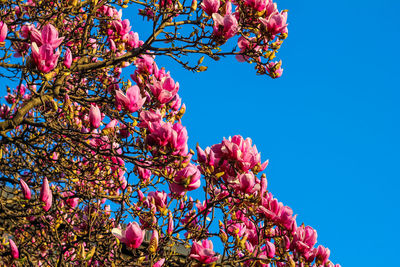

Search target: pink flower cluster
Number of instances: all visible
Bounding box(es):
[24,24,64,73]
[189,239,220,264]
[140,110,188,156]
[112,222,145,249]
[197,135,268,182]
[170,163,201,195]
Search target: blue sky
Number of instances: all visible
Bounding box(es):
[127,0,400,266]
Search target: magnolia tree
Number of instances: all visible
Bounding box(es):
[0,0,339,266]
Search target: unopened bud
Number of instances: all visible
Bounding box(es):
[191,0,197,12]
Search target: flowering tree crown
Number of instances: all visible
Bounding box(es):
[0,0,339,266]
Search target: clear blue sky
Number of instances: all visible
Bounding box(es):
[128,0,400,266]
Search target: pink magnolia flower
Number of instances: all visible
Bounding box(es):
[196,144,207,162]
[171,122,188,154]
[89,104,101,128]
[292,225,318,254]
[189,239,220,264]
[123,31,142,50]
[235,36,261,62]
[66,197,79,208]
[112,19,132,36]
[64,48,72,68]
[167,211,174,235]
[150,76,179,104]
[146,122,188,156]
[134,54,155,74]
[138,109,162,130]
[258,192,284,221]
[137,167,152,184]
[105,119,118,130]
[31,24,64,48]
[147,122,174,147]
[201,0,220,16]
[0,21,7,42]
[41,24,64,48]
[315,245,330,265]
[19,178,31,200]
[265,241,276,258]
[149,229,159,253]
[39,177,52,211]
[279,205,297,232]
[153,258,165,267]
[9,239,19,259]
[212,13,239,40]
[232,172,258,194]
[259,11,288,36]
[147,191,168,213]
[21,23,38,40]
[211,135,267,174]
[31,42,60,73]
[244,0,276,13]
[112,222,145,249]
[170,164,201,195]
[115,85,146,113]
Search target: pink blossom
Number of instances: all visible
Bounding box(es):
[265,241,276,258]
[112,222,145,249]
[19,178,31,200]
[147,191,168,212]
[134,54,155,74]
[21,23,37,39]
[66,197,79,208]
[210,135,265,174]
[137,167,152,184]
[153,258,165,267]
[196,144,207,162]
[170,164,201,195]
[212,13,239,40]
[147,122,174,147]
[149,229,159,253]
[0,21,7,42]
[64,48,72,68]
[146,122,188,156]
[260,11,288,36]
[31,42,60,73]
[232,172,257,194]
[292,225,318,254]
[171,122,188,154]
[150,76,179,104]
[258,192,284,221]
[244,0,276,13]
[30,24,64,48]
[235,36,261,62]
[138,109,162,130]
[112,19,131,36]
[315,245,330,265]
[123,32,142,50]
[167,211,174,235]
[125,85,146,113]
[41,24,64,48]
[201,0,220,16]
[9,239,19,259]
[170,94,182,111]
[105,119,118,130]
[190,239,220,264]
[39,177,52,211]
[89,104,101,128]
